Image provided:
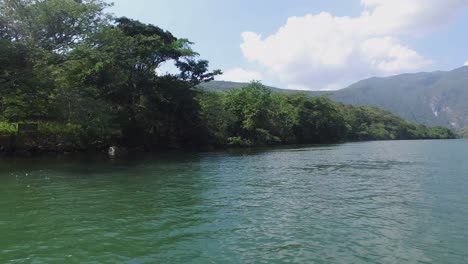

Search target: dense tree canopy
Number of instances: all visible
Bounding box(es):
[0,0,221,150]
[197,83,456,147]
[0,0,457,153]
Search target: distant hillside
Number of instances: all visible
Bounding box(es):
[331,66,468,129]
[201,66,468,129]
[199,81,326,96]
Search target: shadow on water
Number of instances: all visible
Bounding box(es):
[200,143,343,158]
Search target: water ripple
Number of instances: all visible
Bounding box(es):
[1,140,468,263]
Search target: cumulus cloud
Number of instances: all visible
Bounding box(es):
[240,0,468,90]
[464,61,468,66]
[217,68,262,82]
[360,0,468,34]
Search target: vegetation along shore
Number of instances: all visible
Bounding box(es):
[0,0,456,155]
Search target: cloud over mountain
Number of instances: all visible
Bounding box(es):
[217,67,262,83]
[240,0,468,90]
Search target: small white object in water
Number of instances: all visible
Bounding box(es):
[108,146,116,157]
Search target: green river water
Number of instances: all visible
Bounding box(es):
[1,140,468,263]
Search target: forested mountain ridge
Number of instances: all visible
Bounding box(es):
[332,66,468,130]
[200,81,326,96]
[202,66,468,130]
[197,83,456,147]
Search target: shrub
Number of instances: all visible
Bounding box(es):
[0,122,17,135]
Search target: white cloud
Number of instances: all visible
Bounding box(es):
[217,68,262,83]
[360,37,430,73]
[360,0,468,34]
[464,61,468,66]
[240,0,468,90]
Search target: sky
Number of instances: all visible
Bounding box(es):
[110,0,468,91]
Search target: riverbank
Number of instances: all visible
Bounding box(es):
[0,131,459,158]
[0,82,459,156]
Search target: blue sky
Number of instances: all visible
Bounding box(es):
[110,0,468,90]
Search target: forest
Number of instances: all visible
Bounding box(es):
[0,0,456,153]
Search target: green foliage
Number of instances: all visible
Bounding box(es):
[0,0,111,51]
[0,122,88,151]
[339,105,457,141]
[0,122,17,135]
[37,122,84,146]
[0,0,113,122]
[226,136,254,147]
[62,17,220,148]
[1,1,220,151]
[223,82,278,144]
[197,91,236,145]
[0,1,456,153]
[459,127,468,138]
[290,95,347,143]
[198,82,457,147]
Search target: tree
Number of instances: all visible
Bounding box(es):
[0,0,111,121]
[223,82,281,145]
[67,17,220,148]
[291,95,347,143]
[0,0,111,51]
[197,90,236,146]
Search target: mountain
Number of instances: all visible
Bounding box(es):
[201,66,468,129]
[331,66,468,129]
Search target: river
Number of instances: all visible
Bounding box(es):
[1,140,468,263]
